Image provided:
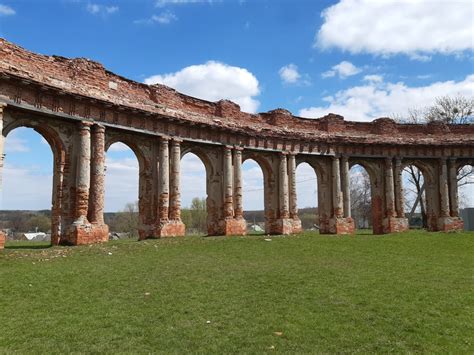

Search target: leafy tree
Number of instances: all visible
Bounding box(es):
[27,214,51,233]
[111,201,139,238]
[181,197,207,235]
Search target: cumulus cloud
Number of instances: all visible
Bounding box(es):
[0,4,15,16]
[279,64,301,84]
[144,61,260,113]
[299,74,474,122]
[316,0,474,59]
[86,3,119,15]
[322,61,361,79]
[0,163,52,210]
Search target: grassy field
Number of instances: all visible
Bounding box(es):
[1,230,473,353]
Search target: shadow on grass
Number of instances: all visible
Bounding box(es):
[5,242,52,250]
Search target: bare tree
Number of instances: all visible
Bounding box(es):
[350,167,372,229]
[425,95,474,124]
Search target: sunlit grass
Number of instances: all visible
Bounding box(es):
[1,230,473,353]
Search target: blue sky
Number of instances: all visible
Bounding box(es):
[0,0,473,211]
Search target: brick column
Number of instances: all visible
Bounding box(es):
[332,156,343,218]
[74,121,92,224]
[169,140,181,221]
[223,146,234,219]
[288,153,298,219]
[341,156,351,218]
[448,158,459,217]
[0,104,5,249]
[279,153,289,219]
[233,147,243,219]
[394,157,404,218]
[385,157,396,218]
[0,103,6,193]
[439,158,450,218]
[88,124,106,225]
[158,137,170,221]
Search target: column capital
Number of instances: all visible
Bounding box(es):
[171,138,183,144]
[395,156,403,165]
[449,157,457,163]
[160,135,170,143]
[92,124,106,133]
[233,145,244,151]
[0,102,6,112]
[439,156,448,163]
[79,121,93,130]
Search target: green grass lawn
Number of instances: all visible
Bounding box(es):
[1,230,473,353]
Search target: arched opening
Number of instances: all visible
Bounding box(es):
[242,158,265,234]
[457,163,474,209]
[180,152,207,236]
[349,164,372,232]
[402,164,428,229]
[104,142,140,239]
[1,127,55,246]
[295,162,318,231]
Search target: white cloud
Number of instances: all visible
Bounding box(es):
[144,61,260,113]
[363,74,383,83]
[86,3,119,15]
[134,12,178,25]
[0,163,52,210]
[279,64,301,84]
[322,61,361,79]
[152,11,177,24]
[316,0,474,58]
[5,131,30,153]
[156,0,217,7]
[299,74,474,122]
[0,4,15,16]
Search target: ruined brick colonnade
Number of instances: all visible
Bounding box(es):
[0,39,472,246]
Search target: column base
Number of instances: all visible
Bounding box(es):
[139,225,156,240]
[438,216,464,232]
[64,222,109,245]
[267,218,294,235]
[154,220,186,238]
[382,217,409,234]
[321,217,355,235]
[0,231,5,250]
[210,218,247,236]
[292,217,302,234]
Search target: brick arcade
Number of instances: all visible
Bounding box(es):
[0,39,472,248]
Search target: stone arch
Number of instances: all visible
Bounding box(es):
[180,148,210,235]
[296,156,336,234]
[2,120,68,245]
[105,134,153,239]
[349,159,383,234]
[401,159,437,230]
[454,158,474,211]
[294,161,318,230]
[181,146,214,178]
[242,152,278,234]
